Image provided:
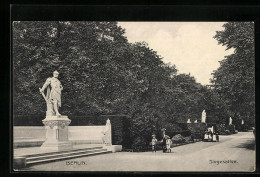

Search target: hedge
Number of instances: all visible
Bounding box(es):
[215,123,237,135]
[215,124,226,134]
[187,123,207,134]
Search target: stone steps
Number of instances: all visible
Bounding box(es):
[24,146,111,166]
[26,149,104,162]
[25,146,103,157]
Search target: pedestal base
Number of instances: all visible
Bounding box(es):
[41,115,73,151]
[41,141,73,151]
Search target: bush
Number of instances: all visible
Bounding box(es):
[172,134,185,143]
[227,124,236,134]
[187,123,207,134]
[216,124,235,135]
[224,130,231,135]
[163,123,183,132]
[183,136,193,143]
[191,133,203,140]
[160,123,183,138]
[167,130,191,138]
[216,124,227,135]
[131,136,147,152]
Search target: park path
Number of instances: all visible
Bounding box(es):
[25,132,255,172]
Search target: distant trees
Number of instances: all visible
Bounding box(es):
[211,22,255,127]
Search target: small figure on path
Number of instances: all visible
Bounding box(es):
[212,132,217,142]
[40,70,63,116]
[166,136,172,153]
[204,131,209,142]
[208,130,213,142]
[216,132,219,142]
[151,135,158,152]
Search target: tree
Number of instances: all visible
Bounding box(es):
[13,21,232,150]
[13,21,128,117]
[211,22,255,127]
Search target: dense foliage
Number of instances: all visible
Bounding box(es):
[13,21,253,150]
[211,22,255,127]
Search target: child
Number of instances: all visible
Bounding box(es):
[166,136,172,153]
[151,135,158,152]
[216,132,219,142]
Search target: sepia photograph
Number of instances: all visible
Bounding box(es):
[12,21,255,172]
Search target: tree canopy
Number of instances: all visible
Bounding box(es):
[13,21,253,149]
[211,22,255,126]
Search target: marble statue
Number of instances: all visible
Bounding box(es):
[241,119,244,125]
[201,110,206,123]
[187,119,191,123]
[40,70,63,116]
[102,119,112,145]
[194,120,198,123]
[229,117,232,125]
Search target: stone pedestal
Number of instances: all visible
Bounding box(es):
[41,115,73,151]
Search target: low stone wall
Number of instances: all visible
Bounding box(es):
[68,126,105,144]
[14,126,46,140]
[14,126,108,146]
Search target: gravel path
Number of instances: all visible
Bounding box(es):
[22,132,255,172]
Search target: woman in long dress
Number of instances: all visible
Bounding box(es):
[162,135,167,153]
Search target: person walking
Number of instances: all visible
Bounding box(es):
[161,128,167,153]
[162,135,167,153]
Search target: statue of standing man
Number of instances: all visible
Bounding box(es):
[39,70,63,116]
[201,110,206,123]
[229,117,233,125]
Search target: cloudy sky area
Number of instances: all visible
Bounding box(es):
[118,22,234,85]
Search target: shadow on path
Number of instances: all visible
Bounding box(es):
[233,139,255,150]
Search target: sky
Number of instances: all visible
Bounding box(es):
[117,22,234,85]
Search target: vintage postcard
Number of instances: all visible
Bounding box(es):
[11,8,255,172]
